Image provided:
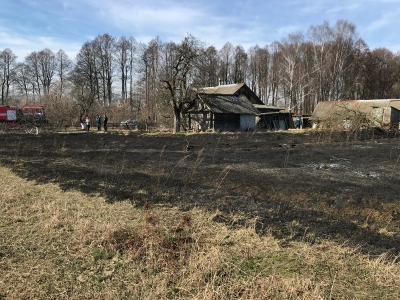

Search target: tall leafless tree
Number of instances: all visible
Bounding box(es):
[159,35,203,133]
[278,32,306,112]
[231,45,248,84]
[139,37,162,122]
[248,45,270,103]
[25,51,42,98]
[115,36,137,101]
[72,41,100,118]
[13,62,31,99]
[218,42,234,85]
[93,34,115,106]
[268,42,282,106]
[198,45,219,87]
[0,48,17,104]
[56,49,73,99]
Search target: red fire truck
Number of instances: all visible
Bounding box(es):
[0,105,18,125]
[0,105,46,131]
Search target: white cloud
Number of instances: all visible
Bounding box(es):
[0,26,80,61]
[102,3,207,33]
[298,2,325,14]
[83,0,280,49]
[367,8,400,31]
[326,2,363,13]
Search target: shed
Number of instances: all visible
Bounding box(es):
[254,104,293,130]
[311,99,400,130]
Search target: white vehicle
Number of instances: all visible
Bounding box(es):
[121,118,137,128]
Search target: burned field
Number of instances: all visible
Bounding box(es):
[1,130,400,256]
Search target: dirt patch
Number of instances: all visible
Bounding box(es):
[1,129,400,256]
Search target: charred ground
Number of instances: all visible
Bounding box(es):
[1,129,400,257]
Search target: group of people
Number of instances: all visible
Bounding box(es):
[85,114,108,132]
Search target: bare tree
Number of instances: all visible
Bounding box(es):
[198,45,219,87]
[39,49,57,97]
[278,32,306,112]
[13,62,31,99]
[139,37,162,122]
[218,42,234,85]
[24,49,57,98]
[389,53,400,98]
[70,63,96,122]
[248,45,270,103]
[0,48,17,104]
[329,20,361,100]
[115,36,136,101]
[56,49,73,99]
[308,20,362,102]
[24,52,41,98]
[363,47,399,99]
[268,42,282,106]
[72,41,100,114]
[159,35,203,133]
[93,34,115,105]
[128,37,138,105]
[231,45,248,84]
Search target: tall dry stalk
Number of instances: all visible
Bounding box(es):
[214,165,233,196]
[191,147,204,179]
[213,136,221,163]
[156,145,167,187]
[283,147,291,168]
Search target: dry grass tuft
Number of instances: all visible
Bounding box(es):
[101,226,143,253]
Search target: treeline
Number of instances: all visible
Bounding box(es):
[1,20,400,129]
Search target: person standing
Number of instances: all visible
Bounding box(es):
[96,115,101,131]
[85,115,90,131]
[103,114,108,132]
[294,116,302,129]
[80,117,85,130]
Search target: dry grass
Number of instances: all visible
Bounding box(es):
[1,165,400,299]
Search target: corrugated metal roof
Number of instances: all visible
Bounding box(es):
[198,94,260,115]
[198,83,245,95]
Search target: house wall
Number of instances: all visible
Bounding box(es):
[189,113,255,131]
[189,113,211,131]
[240,114,256,130]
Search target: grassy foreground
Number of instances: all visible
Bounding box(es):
[1,165,399,299]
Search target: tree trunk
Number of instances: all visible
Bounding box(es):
[173,105,181,133]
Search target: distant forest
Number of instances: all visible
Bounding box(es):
[1,19,399,127]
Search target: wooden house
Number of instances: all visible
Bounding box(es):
[184,83,287,131]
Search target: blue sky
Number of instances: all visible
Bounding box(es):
[1,0,400,61]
